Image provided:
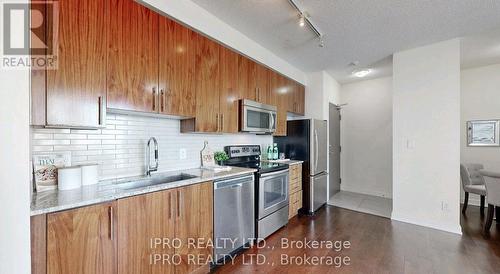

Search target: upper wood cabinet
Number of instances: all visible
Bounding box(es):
[219,46,241,133]
[286,79,305,116]
[270,72,288,136]
[106,0,159,113]
[117,188,176,274]
[40,0,107,128]
[159,17,196,117]
[238,56,271,105]
[47,202,116,274]
[181,35,220,133]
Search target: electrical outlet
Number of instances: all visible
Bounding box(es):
[179,149,187,160]
[441,201,449,212]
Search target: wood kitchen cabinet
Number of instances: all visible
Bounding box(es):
[47,202,116,274]
[159,17,196,117]
[35,182,213,274]
[106,0,159,113]
[219,46,241,133]
[117,182,213,274]
[286,80,305,116]
[289,163,303,219]
[175,182,214,274]
[238,56,271,105]
[270,71,288,136]
[181,35,220,133]
[117,189,176,274]
[31,0,107,128]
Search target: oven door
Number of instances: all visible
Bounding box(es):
[258,169,289,219]
[241,105,276,133]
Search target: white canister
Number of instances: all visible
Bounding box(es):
[58,166,82,190]
[81,164,99,186]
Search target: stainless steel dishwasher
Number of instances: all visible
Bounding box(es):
[214,174,255,262]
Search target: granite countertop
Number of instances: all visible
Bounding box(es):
[31,167,256,216]
[262,159,304,165]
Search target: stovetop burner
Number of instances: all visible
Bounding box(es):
[224,145,288,174]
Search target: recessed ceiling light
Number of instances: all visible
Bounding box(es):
[298,15,305,27]
[352,69,372,78]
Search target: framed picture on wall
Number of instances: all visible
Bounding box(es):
[467,120,500,146]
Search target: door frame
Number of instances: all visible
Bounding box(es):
[328,103,342,201]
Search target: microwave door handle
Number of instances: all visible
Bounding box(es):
[269,111,274,132]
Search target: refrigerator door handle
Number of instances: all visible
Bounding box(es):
[314,129,319,173]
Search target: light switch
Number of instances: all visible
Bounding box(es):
[407,140,416,150]
[179,149,187,160]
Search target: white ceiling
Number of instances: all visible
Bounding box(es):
[191,0,500,84]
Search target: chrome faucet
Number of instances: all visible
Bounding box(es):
[146,137,159,176]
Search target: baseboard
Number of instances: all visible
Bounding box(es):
[340,186,392,199]
[391,212,462,235]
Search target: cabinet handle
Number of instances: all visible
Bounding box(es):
[160,89,165,113]
[216,113,219,132]
[152,87,157,111]
[168,192,171,219]
[177,190,181,218]
[220,114,224,132]
[98,96,106,127]
[109,206,114,241]
[255,87,259,102]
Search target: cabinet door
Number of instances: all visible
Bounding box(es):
[193,35,220,132]
[237,56,257,101]
[46,0,106,128]
[47,203,116,274]
[159,17,196,117]
[107,0,159,113]
[219,46,240,133]
[270,72,288,136]
[255,64,271,105]
[117,190,176,274]
[175,182,213,274]
[296,83,305,116]
[286,78,298,114]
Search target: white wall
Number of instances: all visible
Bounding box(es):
[460,63,500,205]
[392,39,461,234]
[0,47,31,274]
[140,0,306,85]
[304,71,341,200]
[340,77,393,198]
[32,114,272,181]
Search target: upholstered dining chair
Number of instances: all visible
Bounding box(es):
[479,170,500,233]
[460,164,487,215]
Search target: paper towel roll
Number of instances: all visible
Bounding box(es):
[58,166,82,190]
[81,164,99,186]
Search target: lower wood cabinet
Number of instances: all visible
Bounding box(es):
[289,164,303,219]
[33,182,213,274]
[47,202,116,274]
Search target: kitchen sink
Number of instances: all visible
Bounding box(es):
[114,173,198,190]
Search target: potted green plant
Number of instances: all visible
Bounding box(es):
[214,151,229,166]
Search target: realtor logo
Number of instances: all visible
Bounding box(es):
[1,1,58,69]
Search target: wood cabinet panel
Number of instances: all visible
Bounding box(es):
[296,83,305,115]
[159,17,196,117]
[237,56,257,102]
[182,35,220,132]
[46,0,106,127]
[270,72,288,136]
[107,0,159,113]
[47,202,116,274]
[31,214,47,274]
[117,190,175,274]
[175,182,213,274]
[255,64,271,105]
[219,46,240,133]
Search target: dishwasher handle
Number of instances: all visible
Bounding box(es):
[214,175,254,190]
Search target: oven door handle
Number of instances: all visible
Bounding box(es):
[260,169,289,178]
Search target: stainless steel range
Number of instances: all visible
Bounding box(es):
[224,145,289,239]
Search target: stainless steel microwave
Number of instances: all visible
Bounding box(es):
[239,99,277,134]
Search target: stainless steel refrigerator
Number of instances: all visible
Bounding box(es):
[274,119,328,214]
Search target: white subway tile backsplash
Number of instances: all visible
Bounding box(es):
[31,114,272,180]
